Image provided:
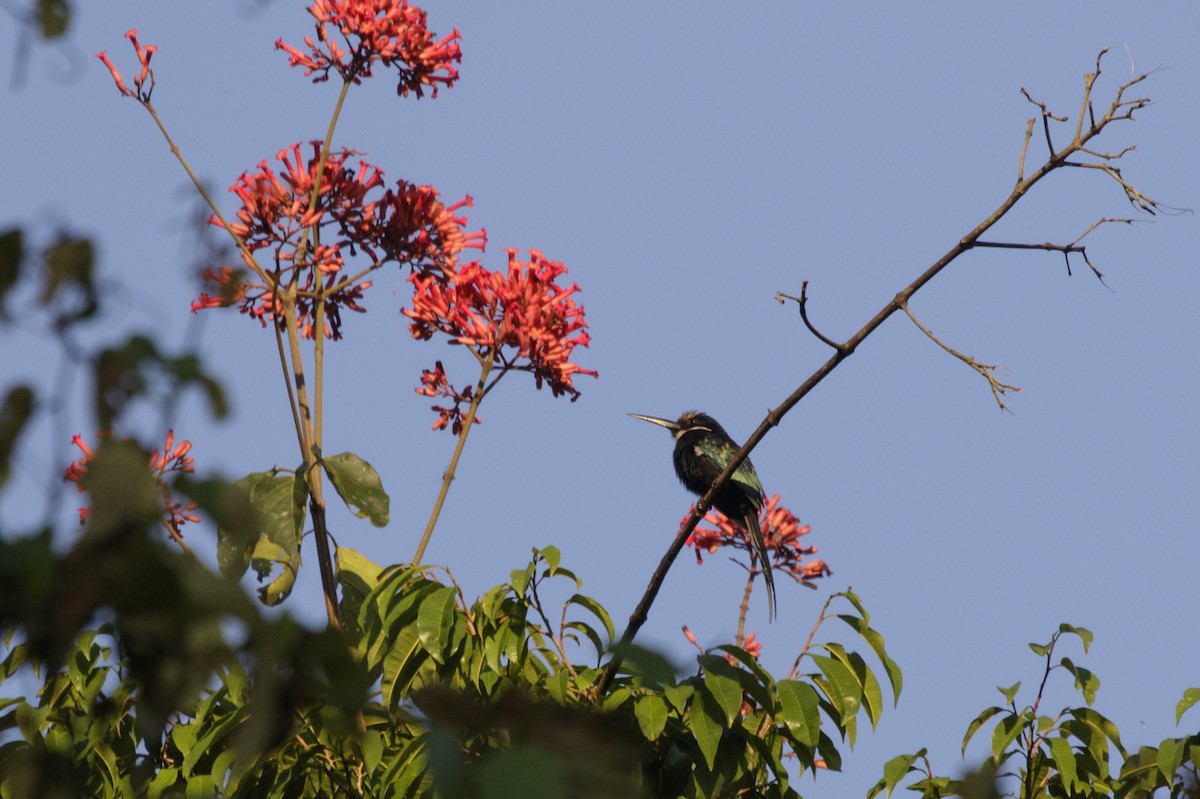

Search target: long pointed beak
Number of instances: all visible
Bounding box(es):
[628,413,680,432]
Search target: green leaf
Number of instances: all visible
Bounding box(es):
[417,585,457,664]
[81,440,161,538]
[382,625,425,708]
[1070,706,1127,759]
[322,452,390,527]
[1155,737,1183,782]
[610,642,677,687]
[35,0,71,39]
[712,645,774,711]
[663,682,694,715]
[776,680,821,748]
[870,750,925,799]
[816,730,843,772]
[996,681,1022,704]
[537,545,561,575]
[689,691,724,771]
[634,694,669,741]
[358,728,383,774]
[566,594,615,644]
[176,475,256,579]
[40,234,96,326]
[698,655,743,727]
[337,546,383,628]
[1176,687,1200,724]
[1049,736,1079,792]
[0,385,34,489]
[836,613,903,704]
[477,746,567,799]
[0,227,22,315]
[1058,623,1093,653]
[1060,656,1100,706]
[237,471,307,605]
[812,654,862,721]
[822,643,885,730]
[990,712,1027,764]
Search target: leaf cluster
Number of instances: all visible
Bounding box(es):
[871,625,1200,799]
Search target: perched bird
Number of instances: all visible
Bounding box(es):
[629,411,776,621]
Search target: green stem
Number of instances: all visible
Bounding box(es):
[412,352,504,565]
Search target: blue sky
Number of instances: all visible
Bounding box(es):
[3,2,1199,794]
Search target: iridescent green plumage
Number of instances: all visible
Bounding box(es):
[630,411,777,621]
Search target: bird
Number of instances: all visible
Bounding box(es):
[629,411,776,621]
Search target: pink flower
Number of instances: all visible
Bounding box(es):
[277,0,462,97]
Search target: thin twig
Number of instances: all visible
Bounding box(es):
[1017,118,1035,182]
[775,282,843,351]
[975,217,1146,285]
[899,299,1021,412]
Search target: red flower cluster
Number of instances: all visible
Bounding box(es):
[403,248,598,425]
[96,29,157,102]
[276,0,462,97]
[64,430,200,536]
[194,142,482,340]
[687,494,831,589]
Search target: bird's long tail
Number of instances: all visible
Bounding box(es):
[745,509,776,622]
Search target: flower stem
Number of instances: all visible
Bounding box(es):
[412,351,501,565]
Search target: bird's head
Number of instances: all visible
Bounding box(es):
[628,411,722,439]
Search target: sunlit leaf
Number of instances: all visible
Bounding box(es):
[1176,687,1200,724]
[1155,736,1183,782]
[1049,736,1080,792]
[1058,623,1093,653]
[836,613,903,703]
[776,680,821,748]
[989,712,1026,764]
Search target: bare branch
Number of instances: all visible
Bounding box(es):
[1062,161,1172,215]
[1017,118,1035,182]
[1021,87,1066,154]
[775,282,842,351]
[899,300,1021,412]
[975,217,1148,284]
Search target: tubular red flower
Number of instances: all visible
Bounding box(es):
[414,360,478,434]
[277,0,462,97]
[95,51,132,97]
[402,248,597,429]
[95,29,158,101]
[687,494,831,589]
[64,430,199,536]
[198,143,479,340]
